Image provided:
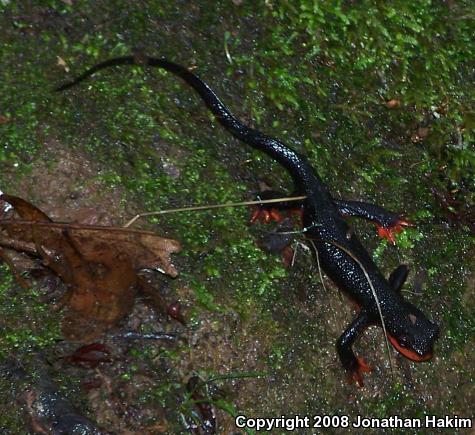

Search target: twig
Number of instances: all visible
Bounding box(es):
[114,331,176,341]
[206,371,268,383]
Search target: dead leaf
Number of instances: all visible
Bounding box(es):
[411,127,430,143]
[57,55,70,72]
[386,98,401,109]
[0,193,51,222]
[186,376,217,434]
[0,194,181,341]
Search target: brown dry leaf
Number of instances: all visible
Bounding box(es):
[411,126,430,143]
[56,55,70,72]
[0,114,9,124]
[0,194,181,341]
[1,193,52,222]
[385,98,401,109]
[1,221,181,278]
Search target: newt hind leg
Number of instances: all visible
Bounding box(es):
[388,264,409,292]
[249,189,304,224]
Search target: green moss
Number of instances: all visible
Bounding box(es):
[0,267,61,358]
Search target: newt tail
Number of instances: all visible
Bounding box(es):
[56,55,439,385]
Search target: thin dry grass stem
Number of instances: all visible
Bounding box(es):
[308,238,395,379]
[123,195,307,227]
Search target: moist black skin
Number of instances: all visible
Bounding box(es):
[56,55,439,384]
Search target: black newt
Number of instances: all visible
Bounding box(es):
[56,55,439,386]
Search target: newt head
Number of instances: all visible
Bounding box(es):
[386,302,439,362]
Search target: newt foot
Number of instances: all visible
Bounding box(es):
[347,356,372,387]
[375,219,414,244]
[249,207,284,224]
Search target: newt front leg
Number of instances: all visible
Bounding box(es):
[334,199,413,244]
[336,310,372,387]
